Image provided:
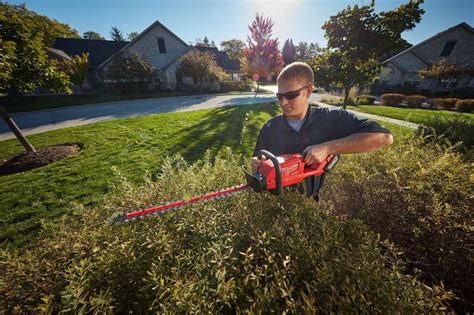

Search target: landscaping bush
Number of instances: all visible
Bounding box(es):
[323,137,473,312]
[220,80,253,92]
[0,149,450,313]
[417,115,474,153]
[455,99,474,113]
[357,95,376,105]
[430,98,459,110]
[381,93,405,106]
[406,95,427,108]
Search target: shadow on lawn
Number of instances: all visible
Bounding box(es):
[166,103,280,164]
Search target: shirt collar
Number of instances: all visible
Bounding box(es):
[278,105,314,130]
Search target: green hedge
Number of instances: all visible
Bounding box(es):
[381,93,405,106]
[430,98,459,110]
[0,149,450,313]
[455,99,474,113]
[406,95,427,108]
[323,137,473,312]
[356,95,376,105]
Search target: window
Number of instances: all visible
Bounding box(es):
[440,41,456,57]
[157,38,167,54]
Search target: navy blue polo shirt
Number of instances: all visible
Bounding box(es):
[253,105,390,156]
[253,105,391,197]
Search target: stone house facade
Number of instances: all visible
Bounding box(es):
[377,22,474,93]
[97,21,241,90]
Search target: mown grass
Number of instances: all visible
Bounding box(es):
[0,103,278,247]
[0,103,410,248]
[348,104,474,124]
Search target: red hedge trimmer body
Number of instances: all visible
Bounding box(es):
[110,150,339,224]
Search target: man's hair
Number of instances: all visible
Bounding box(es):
[277,62,314,86]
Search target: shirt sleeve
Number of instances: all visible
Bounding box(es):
[253,127,266,157]
[328,109,391,140]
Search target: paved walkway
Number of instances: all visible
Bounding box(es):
[0,91,418,141]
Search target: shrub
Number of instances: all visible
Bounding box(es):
[220,80,253,92]
[455,99,474,113]
[417,115,474,153]
[323,137,473,312]
[381,93,405,106]
[357,95,376,105]
[0,149,450,313]
[430,98,459,110]
[406,95,427,108]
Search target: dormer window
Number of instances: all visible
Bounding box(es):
[157,38,167,54]
[440,41,456,57]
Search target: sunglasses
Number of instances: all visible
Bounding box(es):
[276,85,310,101]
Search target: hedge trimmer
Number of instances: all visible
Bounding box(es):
[109,150,339,224]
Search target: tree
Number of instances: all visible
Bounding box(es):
[295,41,320,61]
[176,50,227,93]
[282,39,296,65]
[310,50,379,108]
[418,59,474,93]
[60,53,90,90]
[103,52,155,95]
[317,0,425,108]
[83,31,104,40]
[243,14,284,90]
[127,32,140,41]
[1,3,80,47]
[195,36,212,48]
[220,39,246,60]
[0,4,72,153]
[110,26,125,41]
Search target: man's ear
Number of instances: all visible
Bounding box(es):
[306,85,313,98]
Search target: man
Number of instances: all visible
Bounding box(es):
[252,62,393,199]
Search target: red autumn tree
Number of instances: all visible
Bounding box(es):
[242,14,284,84]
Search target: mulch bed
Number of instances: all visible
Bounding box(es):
[0,144,81,176]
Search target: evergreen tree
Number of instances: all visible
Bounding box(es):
[282,39,296,65]
[110,26,125,41]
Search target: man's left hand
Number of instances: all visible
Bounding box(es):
[302,144,330,165]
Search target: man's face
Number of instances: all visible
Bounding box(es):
[277,79,312,120]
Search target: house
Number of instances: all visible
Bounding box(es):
[53,20,241,91]
[376,22,474,93]
[52,38,129,90]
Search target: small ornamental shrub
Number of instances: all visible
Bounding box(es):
[0,149,450,313]
[406,95,427,108]
[220,80,253,92]
[430,98,459,110]
[455,99,474,113]
[357,95,376,105]
[381,93,405,106]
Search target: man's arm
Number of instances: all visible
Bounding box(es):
[302,132,393,165]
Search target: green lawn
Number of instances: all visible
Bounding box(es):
[0,103,411,247]
[348,105,474,124]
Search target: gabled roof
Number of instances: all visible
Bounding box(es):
[383,22,474,65]
[194,46,240,71]
[52,38,128,69]
[98,20,190,69]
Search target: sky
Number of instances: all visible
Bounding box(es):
[6,0,474,48]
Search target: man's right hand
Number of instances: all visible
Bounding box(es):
[251,155,267,172]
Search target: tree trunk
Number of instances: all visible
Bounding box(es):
[0,105,37,153]
[343,87,350,110]
[254,81,260,97]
